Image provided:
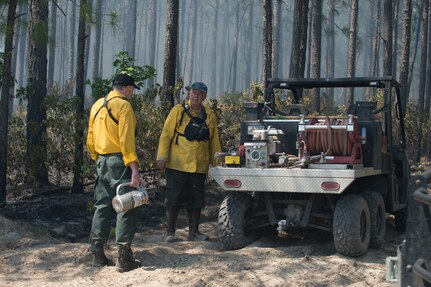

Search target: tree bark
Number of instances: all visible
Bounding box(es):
[383,0,393,76]
[272,0,281,78]
[392,0,401,78]
[183,1,197,87]
[372,0,382,77]
[408,0,424,98]
[289,0,309,78]
[425,3,431,157]
[17,4,28,88]
[399,0,412,113]
[92,0,102,81]
[71,0,88,194]
[212,0,220,95]
[325,0,335,110]
[0,0,18,204]
[68,1,76,83]
[262,0,272,83]
[27,0,49,184]
[147,0,157,88]
[416,0,429,163]
[162,0,179,113]
[244,0,254,90]
[125,0,137,58]
[346,0,359,107]
[310,0,322,113]
[48,0,57,87]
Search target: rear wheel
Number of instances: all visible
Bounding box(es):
[333,194,370,257]
[361,191,386,248]
[218,192,256,250]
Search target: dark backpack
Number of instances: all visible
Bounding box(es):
[176,103,210,143]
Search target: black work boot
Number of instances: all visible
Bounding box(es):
[187,209,209,241]
[116,251,141,273]
[165,206,180,242]
[92,248,109,267]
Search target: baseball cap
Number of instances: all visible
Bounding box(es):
[190,82,207,93]
[112,74,140,90]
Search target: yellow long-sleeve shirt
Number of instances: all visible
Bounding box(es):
[86,90,139,166]
[157,103,221,174]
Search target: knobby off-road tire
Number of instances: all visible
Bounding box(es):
[333,194,370,257]
[218,192,256,250]
[361,191,386,248]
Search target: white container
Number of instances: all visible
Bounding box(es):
[112,182,149,213]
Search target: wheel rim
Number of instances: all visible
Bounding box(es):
[360,210,367,242]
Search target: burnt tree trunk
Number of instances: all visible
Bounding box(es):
[162,0,179,113]
[0,0,18,204]
[71,0,88,194]
[27,0,49,184]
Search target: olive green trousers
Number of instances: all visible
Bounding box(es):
[90,154,138,256]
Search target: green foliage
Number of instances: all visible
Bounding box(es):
[44,84,94,185]
[7,112,26,186]
[87,51,157,99]
[403,101,418,161]
[106,10,121,34]
[29,20,49,45]
[131,96,165,172]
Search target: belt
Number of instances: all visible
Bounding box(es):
[99,153,122,157]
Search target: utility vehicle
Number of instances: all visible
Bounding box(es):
[209,77,409,256]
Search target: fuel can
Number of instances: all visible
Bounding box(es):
[112,182,149,213]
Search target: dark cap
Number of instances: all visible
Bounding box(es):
[112,74,140,90]
[190,82,207,93]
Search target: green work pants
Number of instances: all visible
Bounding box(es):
[90,154,138,256]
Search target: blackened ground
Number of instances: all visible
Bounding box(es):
[0,177,226,243]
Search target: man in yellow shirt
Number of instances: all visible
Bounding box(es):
[156,82,221,242]
[86,74,141,272]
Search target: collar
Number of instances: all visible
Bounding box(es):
[108,90,128,100]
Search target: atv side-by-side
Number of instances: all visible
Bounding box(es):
[209,77,409,257]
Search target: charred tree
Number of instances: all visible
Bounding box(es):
[71,0,88,194]
[399,0,412,112]
[162,0,179,113]
[346,0,359,107]
[27,0,49,184]
[383,0,393,76]
[310,0,322,113]
[0,0,18,204]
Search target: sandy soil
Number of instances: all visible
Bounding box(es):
[0,200,402,287]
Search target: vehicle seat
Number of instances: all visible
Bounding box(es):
[283,104,309,116]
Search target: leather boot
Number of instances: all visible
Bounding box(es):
[116,251,141,273]
[165,206,180,242]
[187,209,209,241]
[92,248,110,267]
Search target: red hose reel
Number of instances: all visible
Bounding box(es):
[299,116,363,164]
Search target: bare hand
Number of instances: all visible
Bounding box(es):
[129,161,141,188]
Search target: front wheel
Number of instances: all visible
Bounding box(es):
[333,194,370,257]
[218,192,256,250]
[361,191,386,248]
